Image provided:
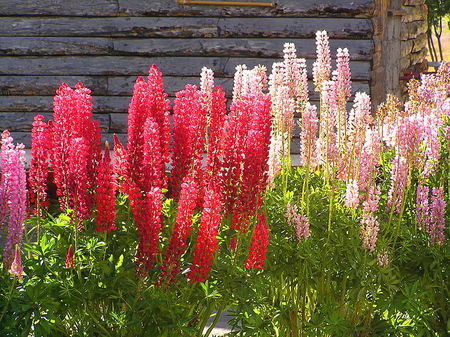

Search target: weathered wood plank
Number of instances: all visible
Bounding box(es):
[0,112,110,132]
[0,37,373,60]
[0,17,372,39]
[113,38,373,60]
[218,17,373,39]
[0,37,113,56]
[0,0,118,16]
[0,17,219,38]
[0,56,372,80]
[119,0,374,18]
[0,76,108,96]
[0,0,374,18]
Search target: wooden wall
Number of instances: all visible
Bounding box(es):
[1,0,376,147]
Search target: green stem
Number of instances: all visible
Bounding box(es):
[326,193,333,244]
[0,276,17,324]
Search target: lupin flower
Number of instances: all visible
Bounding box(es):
[267,132,283,188]
[200,66,215,113]
[377,249,390,267]
[230,94,272,231]
[28,114,51,214]
[9,244,24,279]
[189,184,222,283]
[386,155,409,214]
[415,185,430,231]
[345,179,360,209]
[143,117,165,190]
[245,213,270,270]
[68,137,91,226]
[135,187,163,276]
[170,85,208,200]
[95,143,117,233]
[159,174,199,286]
[360,185,381,251]
[112,134,128,192]
[429,187,446,245]
[300,103,319,169]
[51,82,101,213]
[286,204,310,242]
[332,47,352,149]
[205,86,227,179]
[312,30,331,92]
[232,64,247,102]
[65,244,75,269]
[1,131,28,269]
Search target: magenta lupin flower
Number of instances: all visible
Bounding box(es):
[429,187,446,245]
[387,155,409,214]
[1,131,27,270]
[9,244,24,279]
[416,185,430,231]
[357,128,381,195]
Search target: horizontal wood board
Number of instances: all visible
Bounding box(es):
[0,0,374,18]
[0,17,373,39]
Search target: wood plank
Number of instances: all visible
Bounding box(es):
[0,76,108,96]
[0,37,113,56]
[0,17,219,38]
[0,0,118,16]
[119,0,374,18]
[0,17,371,39]
[113,38,373,60]
[0,56,372,80]
[0,112,110,132]
[0,37,373,60]
[218,17,373,39]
